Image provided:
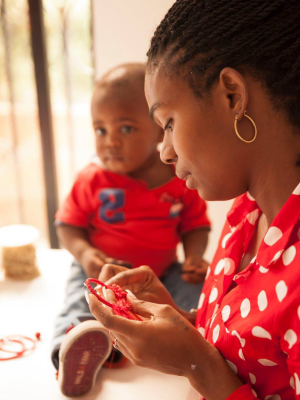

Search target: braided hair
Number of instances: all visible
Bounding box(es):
[147,0,300,128]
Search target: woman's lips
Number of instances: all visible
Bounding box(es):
[176,171,191,180]
[176,171,195,189]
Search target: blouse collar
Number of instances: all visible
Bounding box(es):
[227,183,300,269]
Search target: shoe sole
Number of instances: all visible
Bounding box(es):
[59,320,112,397]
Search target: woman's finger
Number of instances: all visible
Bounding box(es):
[102,287,117,303]
[99,263,129,281]
[105,265,153,288]
[110,336,134,362]
[88,293,142,335]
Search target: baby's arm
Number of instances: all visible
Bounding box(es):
[57,224,132,277]
[181,227,210,284]
[56,224,108,278]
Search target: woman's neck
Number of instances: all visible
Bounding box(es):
[247,127,300,226]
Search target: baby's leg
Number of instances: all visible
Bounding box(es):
[51,261,93,369]
[160,262,204,312]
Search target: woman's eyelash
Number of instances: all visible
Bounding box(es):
[164,119,173,131]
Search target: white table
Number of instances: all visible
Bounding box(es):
[0,249,199,400]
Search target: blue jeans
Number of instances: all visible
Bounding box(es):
[51,261,203,368]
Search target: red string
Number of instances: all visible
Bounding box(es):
[0,333,41,361]
[85,278,142,321]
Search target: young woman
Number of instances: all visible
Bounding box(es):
[88,1,300,399]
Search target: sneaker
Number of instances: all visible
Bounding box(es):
[58,320,112,397]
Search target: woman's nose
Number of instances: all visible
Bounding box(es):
[160,132,177,164]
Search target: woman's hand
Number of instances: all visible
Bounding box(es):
[98,264,178,308]
[88,292,243,399]
[89,292,206,377]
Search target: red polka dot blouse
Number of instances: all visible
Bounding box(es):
[196,184,300,400]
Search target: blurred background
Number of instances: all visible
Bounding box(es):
[0,0,232,261]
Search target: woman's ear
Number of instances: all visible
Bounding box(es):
[219,67,248,120]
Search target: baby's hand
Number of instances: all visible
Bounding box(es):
[80,248,108,278]
[180,258,209,284]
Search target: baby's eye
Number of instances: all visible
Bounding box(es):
[120,125,134,134]
[95,128,106,136]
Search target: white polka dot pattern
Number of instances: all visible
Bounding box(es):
[252,326,272,340]
[224,258,235,275]
[213,324,220,343]
[259,266,269,274]
[271,250,283,264]
[214,259,225,275]
[284,329,297,349]
[238,348,245,360]
[257,290,268,312]
[247,192,255,201]
[210,312,217,328]
[222,232,232,249]
[240,298,251,318]
[282,246,296,266]
[195,186,300,400]
[264,227,283,246]
[295,373,300,395]
[249,373,256,384]
[226,359,237,374]
[275,280,288,302]
[258,359,277,366]
[198,327,205,337]
[198,293,205,309]
[209,287,218,303]
[290,376,295,390]
[247,209,260,225]
[205,266,211,280]
[221,305,231,322]
[292,183,300,195]
[214,258,235,276]
[232,330,246,347]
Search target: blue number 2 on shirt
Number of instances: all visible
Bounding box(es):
[99,189,125,223]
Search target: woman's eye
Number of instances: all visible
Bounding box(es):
[120,125,134,134]
[164,118,173,132]
[95,128,106,136]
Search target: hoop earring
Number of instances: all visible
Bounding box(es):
[234,110,257,144]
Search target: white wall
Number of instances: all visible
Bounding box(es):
[92,0,175,79]
[92,0,233,262]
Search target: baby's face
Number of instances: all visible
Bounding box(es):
[91,86,162,175]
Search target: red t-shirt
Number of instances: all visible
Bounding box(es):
[56,164,210,277]
[196,184,300,400]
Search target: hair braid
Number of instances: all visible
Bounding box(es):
[147,0,300,127]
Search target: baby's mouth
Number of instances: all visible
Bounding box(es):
[105,155,124,161]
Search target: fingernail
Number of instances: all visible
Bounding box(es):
[85,291,90,305]
[125,289,137,299]
[94,285,102,290]
[102,287,108,299]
